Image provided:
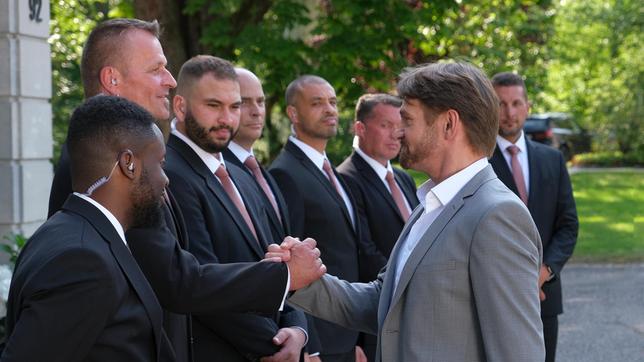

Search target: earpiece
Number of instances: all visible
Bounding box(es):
[111,79,117,85]
[127,162,134,171]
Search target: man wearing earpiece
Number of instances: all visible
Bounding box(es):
[45,18,326,362]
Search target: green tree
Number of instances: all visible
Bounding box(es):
[542,0,643,156]
[133,0,555,162]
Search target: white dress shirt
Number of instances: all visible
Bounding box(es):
[496,132,530,194]
[172,130,246,203]
[227,141,254,164]
[74,192,128,247]
[393,158,489,290]
[289,135,355,227]
[354,146,412,213]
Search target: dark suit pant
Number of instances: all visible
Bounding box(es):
[321,351,355,362]
[542,315,558,362]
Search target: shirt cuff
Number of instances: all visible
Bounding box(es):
[292,326,309,346]
[279,263,291,311]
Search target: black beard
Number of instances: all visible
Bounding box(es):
[130,198,163,229]
[184,110,235,153]
[130,167,164,228]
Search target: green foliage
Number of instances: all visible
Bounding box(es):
[573,151,644,167]
[542,0,643,157]
[179,0,556,163]
[570,171,644,262]
[1,234,27,267]
[49,0,133,165]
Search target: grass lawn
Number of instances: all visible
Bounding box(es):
[403,168,643,263]
[569,170,644,263]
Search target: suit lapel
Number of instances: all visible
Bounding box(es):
[490,146,518,195]
[385,166,497,316]
[223,148,283,238]
[525,140,538,208]
[352,152,405,222]
[64,195,164,357]
[169,136,264,258]
[285,141,355,232]
[262,167,291,234]
[377,206,424,326]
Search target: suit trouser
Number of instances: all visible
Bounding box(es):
[321,351,355,362]
[542,315,559,362]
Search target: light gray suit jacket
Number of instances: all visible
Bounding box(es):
[289,165,545,362]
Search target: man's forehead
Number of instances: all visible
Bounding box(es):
[300,82,335,98]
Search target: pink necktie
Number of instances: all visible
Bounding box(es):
[244,156,281,222]
[214,165,259,241]
[386,171,410,221]
[322,159,342,197]
[507,145,528,205]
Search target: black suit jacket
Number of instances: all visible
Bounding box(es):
[48,142,192,360]
[222,148,291,241]
[490,140,578,316]
[2,195,173,362]
[269,140,362,356]
[337,151,420,280]
[223,147,322,356]
[47,142,291,362]
[166,134,305,362]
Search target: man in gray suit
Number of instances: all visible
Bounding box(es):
[267,62,545,362]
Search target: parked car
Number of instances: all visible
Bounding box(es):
[523,112,591,160]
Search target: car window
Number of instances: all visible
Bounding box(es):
[524,118,548,133]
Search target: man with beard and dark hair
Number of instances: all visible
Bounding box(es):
[490,72,578,362]
[167,55,308,362]
[1,96,172,361]
[268,62,545,361]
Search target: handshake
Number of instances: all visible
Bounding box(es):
[263,237,326,291]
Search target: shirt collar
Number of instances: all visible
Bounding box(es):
[227,141,254,164]
[496,131,527,154]
[73,192,127,244]
[289,135,328,170]
[172,129,224,174]
[354,146,393,181]
[416,157,489,213]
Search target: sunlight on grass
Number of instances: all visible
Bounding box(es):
[570,171,644,263]
[578,215,607,223]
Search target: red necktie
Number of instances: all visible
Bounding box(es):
[507,145,528,205]
[386,171,410,221]
[244,156,281,222]
[214,165,259,241]
[322,159,342,197]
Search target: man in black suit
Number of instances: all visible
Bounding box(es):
[338,93,419,280]
[45,19,325,362]
[336,94,419,361]
[270,75,367,362]
[168,56,308,362]
[222,68,322,359]
[489,72,578,362]
[2,96,177,361]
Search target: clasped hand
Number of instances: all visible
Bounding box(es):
[263,236,326,290]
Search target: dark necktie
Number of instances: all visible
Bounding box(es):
[214,165,259,241]
[507,145,528,205]
[322,159,342,197]
[244,156,281,222]
[386,171,410,221]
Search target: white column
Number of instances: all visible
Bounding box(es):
[0,0,53,241]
